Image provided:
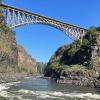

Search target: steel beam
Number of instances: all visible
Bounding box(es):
[0,3,88,40]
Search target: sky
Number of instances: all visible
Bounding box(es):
[3,0,100,63]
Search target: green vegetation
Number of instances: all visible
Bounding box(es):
[0,24,9,30]
[37,62,47,74]
[0,24,16,35]
[88,26,98,36]
[82,38,89,46]
[62,64,87,72]
[16,66,36,75]
[45,26,100,76]
[68,40,82,55]
[16,66,28,73]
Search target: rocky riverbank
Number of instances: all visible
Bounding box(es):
[44,27,100,88]
[54,68,100,88]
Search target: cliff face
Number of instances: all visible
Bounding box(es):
[90,33,100,70]
[45,27,100,88]
[0,25,18,74]
[0,24,37,79]
[17,45,37,75]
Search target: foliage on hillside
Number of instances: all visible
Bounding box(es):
[45,26,100,77]
[37,62,47,74]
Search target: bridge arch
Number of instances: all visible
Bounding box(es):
[13,20,73,39]
[0,4,88,40]
[16,22,71,62]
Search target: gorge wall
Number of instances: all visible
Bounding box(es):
[18,45,37,75]
[44,27,100,88]
[0,25,18,74]
[0,24,37,80]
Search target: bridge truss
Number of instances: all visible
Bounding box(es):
[0,4,88,40]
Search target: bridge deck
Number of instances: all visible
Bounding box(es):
[0,4,88,31]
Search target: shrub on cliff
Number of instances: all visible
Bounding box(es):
[45,26,100,74]
[0,24,16,35]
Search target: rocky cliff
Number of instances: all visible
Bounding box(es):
[0,24,37,81]
[44,27,100,88]
[0,25,18,82]
[17,45,37,75]
[0,25,18,74]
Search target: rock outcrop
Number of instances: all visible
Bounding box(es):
[90,33,100,70]
[44,27,100,88]
[0,25,18,74]
[0,24,37,81]
[17,45,37,75]
[0,25,18,82]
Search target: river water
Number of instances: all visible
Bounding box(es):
[0,75,100,100]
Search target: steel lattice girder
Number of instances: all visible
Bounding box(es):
[0,4,88,40]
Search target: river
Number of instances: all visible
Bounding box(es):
[0,75,100,100]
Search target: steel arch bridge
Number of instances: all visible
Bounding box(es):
[0,3,88,40]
